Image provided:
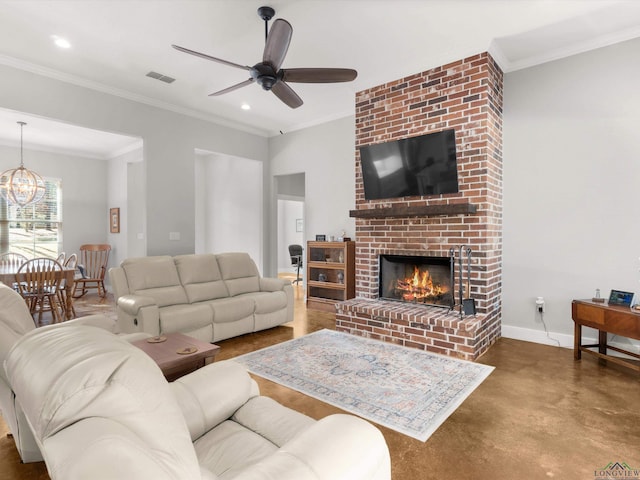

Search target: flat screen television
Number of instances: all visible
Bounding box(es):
[359,129,459,200]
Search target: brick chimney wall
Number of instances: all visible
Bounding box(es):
[351,52,503,335]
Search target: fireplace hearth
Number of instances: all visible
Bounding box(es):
[379,254,454,308]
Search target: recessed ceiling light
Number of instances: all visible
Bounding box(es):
[241,103,251,111]
[51,35,71,49]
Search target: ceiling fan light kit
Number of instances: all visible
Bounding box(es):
[172,6,357,109]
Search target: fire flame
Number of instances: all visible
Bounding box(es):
[395,266,445,301]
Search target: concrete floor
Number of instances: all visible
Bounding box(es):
[2,285,639,480]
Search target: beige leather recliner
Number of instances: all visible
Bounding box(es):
[5,325,391,480]
[0,282,149,462]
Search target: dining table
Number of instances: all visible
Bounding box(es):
[0,265,76,320]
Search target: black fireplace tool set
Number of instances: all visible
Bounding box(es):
[449,246,476,318]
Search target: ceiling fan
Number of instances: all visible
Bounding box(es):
[172,6,357,109]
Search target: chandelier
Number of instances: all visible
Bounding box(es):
[0,121,45,207]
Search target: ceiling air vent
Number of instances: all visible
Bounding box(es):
[146,71,176,84]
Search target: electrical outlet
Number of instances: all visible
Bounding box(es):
[535,296,545,313]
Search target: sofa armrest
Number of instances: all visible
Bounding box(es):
[40,317,150,342]
[116,295,160,336]
[259,277,289,292]
[38,314,117,333]
[234,414,390,480]
[170,360,257,442]
[258,277,293,323]
[108,266,129,300]
[117,294,157,315]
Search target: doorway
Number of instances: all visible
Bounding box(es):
[275,173,305,281]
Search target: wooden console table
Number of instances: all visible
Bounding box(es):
[572,299,640,372]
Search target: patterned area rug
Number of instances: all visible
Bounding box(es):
[233,329,494,441]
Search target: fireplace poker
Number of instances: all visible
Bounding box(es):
[458,245,465,318]
[462,247,476,316]
[449,248,455,313]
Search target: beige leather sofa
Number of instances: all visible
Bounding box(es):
[110,253,293,342]
[0,282,148,463]
[5,325,391,480]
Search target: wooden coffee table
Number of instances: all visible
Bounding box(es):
[133,332,221,381]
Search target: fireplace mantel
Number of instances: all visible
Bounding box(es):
[349,203,477,219]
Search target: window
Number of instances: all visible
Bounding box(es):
[0,178,62,258]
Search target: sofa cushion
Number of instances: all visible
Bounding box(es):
[206,296,255,324]
[122,256,188,307]
[194,420,278,479]
[216,253,260,297]
[159,304,213,335]
[175,254,229,303]
[237,291,288,314]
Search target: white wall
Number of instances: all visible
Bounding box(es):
[502,37,640,350]
[108,146,144,269]
[0,144,108,257]
[0,63,269,259]
[126,158,147,259]
[195,153,263,271]
[107,152,127,269]
[268,116,356,275]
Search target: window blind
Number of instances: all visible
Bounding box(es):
[0,178,62,258]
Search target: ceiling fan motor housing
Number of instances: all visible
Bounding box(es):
[257,6,275,21]
[251,62,278,90]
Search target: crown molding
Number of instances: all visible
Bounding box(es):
[0,54,269,138]
[490,25,640,73]
[269,108,355,137]
[108,140,144,160]
[0,137,133,160]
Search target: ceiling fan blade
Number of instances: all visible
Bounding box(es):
[281,68,358,83]
[172,44,251,72]
[271,81,303,109]
[263,19,292,71]
[208,78,254,96]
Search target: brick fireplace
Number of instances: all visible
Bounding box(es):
[335,52,503,360]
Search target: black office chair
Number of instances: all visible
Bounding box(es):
[288,244,303,284]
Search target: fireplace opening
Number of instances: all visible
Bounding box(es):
[379,254,454,308]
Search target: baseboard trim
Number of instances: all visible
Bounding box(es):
[501,325,573,348]
[501,324,640,357]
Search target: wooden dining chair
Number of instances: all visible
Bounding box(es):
[58,253,78,318]
[74,244,111,298]
[17,258,64,325]
[0,252,28,269]
[0,253,29,291]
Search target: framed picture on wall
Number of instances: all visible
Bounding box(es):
[296,218,303,232]
[110,207,120,234]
